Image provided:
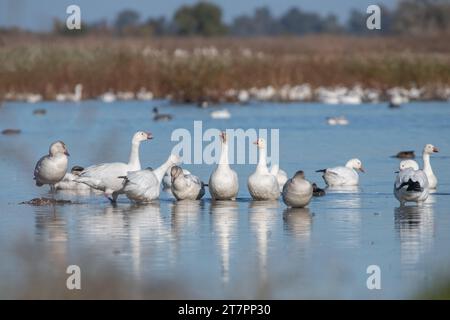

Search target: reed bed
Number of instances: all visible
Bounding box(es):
[1,35,450,102]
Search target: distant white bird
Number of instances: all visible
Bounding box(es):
[55,165,90,191]
[162,168,191,190]
[56,84,83,102]
[76,131,152,203]
[136,88,154,101]
[394,160,429,206]
[26,93,43,104]
[270,164,288,192]
[209,132,239,200]
[238,90,250,103]
[117,91,135,101]
[210,109,231,119]
[282,171,313,208]
[247,138,280,200]
[422,144,439,189]
[34,141,70,193]
[120,154,181,203]
[170,166,206,200]
[327,116,349,126]
[100,90,116,103]
[317,158,364,186]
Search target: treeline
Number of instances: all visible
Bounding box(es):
[18,0,450,37]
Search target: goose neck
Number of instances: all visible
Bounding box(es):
[219,142,230,167]
[422,152,433,174]
[128,141,141,171]
[256,146,269,173]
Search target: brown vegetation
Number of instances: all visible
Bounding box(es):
[1,34,450,102]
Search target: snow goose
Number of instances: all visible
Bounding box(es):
[394,160,429,206]
[282,171,313,208]
[76,131,152,203]
[270,164,288,192]
[162,168,191,190]
[170,166,206,200]
[422,144,439,189]
[247,138,280,200]
[209,132,239,200]
[100,90,116,103]
[55,166,91,191]
[120,154,181,203]
[210,109,231,119]
[316,158,364,187]
[34,141,69,193]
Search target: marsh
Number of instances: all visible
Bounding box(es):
[0,100,449,299]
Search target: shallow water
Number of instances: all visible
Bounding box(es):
[1,100,450,299]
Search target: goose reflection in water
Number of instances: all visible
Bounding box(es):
[210,200,239,284]
[283,207,312,244]
[248,200,279,283]
[395,205,434,271]
[121,202,169,278]
[170,199,203,243]
[34,206,69,270]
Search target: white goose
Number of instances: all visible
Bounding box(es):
[162,168,191,190]
[209,132,239,200]
[76,131,152,203]
[120,154,181,203]
[270,164,288,191]
[34,141,69,192]
[247,138,280,200]
[422,144,439,189]
[170,166,206,200]
[394,160,429,206]
[55,166,90,191]
[317,158,364,186]
[282,171,313,208]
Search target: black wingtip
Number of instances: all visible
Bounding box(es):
[315,169,326,173]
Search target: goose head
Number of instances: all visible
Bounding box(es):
[153,107,159,114]
[71,165,84,175]
[132,131,153,143]
[399,160,419,171]
[50,141,69,156]
[170,166,184,183]
[346,158,364,172]
[253,138,266,149]
[293,170,306,181]
[423,144,439,155]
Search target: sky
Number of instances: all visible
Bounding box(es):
[0,0,397,31]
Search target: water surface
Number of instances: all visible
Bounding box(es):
[0,100,449,299]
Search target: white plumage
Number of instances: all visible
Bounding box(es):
[170,166,205,200]
[282,171,313,208]
[121,154,181,203]
[422,144,439,189]
[34,141,69,190]
[270,164,288,191]
[162,168,191,190]
[318,158,364,187]
[209,132,239,200]
[394,160,429,206]
[247,138,280,200]
[55,166,90,191]
[76,131,152,202]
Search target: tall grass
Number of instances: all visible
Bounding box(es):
[1,35,450,102]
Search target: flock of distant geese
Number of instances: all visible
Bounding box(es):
[32,130,439,208]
